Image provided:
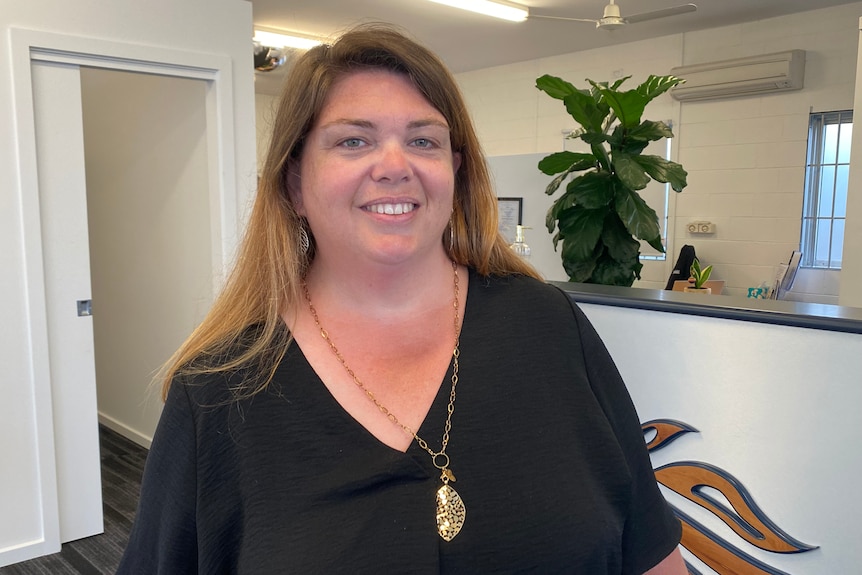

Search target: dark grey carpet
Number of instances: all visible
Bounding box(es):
[0,426,147,575]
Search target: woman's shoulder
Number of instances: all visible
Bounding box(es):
[168,367,243,412]
[470,269,572,308]
[172,323,289,406]
[468,269,580,329]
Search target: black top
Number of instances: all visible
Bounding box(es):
[118,270,680,574]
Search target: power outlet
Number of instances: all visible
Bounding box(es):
[687,221,715,234]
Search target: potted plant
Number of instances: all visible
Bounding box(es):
[535,74,688,286]
[685,257,713,294]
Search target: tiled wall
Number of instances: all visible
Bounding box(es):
[455,3,862,301]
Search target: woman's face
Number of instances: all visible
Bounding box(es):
[290,69,461,269]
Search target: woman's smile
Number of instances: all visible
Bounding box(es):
[362,202,418,215]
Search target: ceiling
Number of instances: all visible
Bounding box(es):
[250,0,859,95]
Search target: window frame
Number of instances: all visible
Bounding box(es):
[801,110,852,269]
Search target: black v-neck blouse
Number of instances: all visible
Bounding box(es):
[118,270,680,574]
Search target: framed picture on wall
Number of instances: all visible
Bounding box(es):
[497,197,523,244]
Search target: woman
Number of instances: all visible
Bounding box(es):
[118,23,685,574]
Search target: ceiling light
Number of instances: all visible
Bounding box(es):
[427,0,529,22]
[253,29,323,50]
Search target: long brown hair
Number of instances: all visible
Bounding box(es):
[160,22,540,399]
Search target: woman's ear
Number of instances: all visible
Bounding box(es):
[286,160,304,215]
[452,151,462,174]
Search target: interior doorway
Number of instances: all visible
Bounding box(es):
[80,67,214,448]
[8,28,240,566]
[32,62,215,546]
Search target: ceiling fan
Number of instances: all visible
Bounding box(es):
[531,1,697,31]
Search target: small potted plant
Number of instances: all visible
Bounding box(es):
[685,258,713,294]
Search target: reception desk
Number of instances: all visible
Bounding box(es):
[554,282,862,574]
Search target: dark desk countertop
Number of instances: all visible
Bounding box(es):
[551,282,862,335]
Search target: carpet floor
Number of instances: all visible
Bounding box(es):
[0,426,147,575]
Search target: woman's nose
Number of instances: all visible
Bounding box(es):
[371,142,413,183]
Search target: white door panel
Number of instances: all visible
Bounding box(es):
[32,60,103,543]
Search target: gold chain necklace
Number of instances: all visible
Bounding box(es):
[302,261,466,541]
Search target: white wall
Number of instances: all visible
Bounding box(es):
[487,153,570,281]
[81,68,213,446]
[454,3,862,299]
[581,301,862,574]
[675,5,859,303]
[0,0,256,565]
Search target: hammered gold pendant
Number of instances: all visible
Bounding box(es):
[435,484,466,541]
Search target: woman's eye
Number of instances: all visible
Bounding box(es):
[340,138,365,148]
[412,138,435,148]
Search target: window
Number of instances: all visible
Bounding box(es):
[638,135,672,262]
[801,111,852,269]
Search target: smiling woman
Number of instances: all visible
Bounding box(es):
[118,22,685,574]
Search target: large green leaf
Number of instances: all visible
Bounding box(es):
[546,190,579,232]
[545,168,572,196]
[557,205,607,261]
[580,132,608,145]
[564,91,608,133]
[551,230,562,250]
[590,142,611,171]
[636,74,685,102]
[632,155,688,192]
[614,187,661,243]
[645,234,665,254]
[601,214,641,263]
[618,140,649,156]
[607,120,674,156]
[606,125,648,156]
[543,155,596,196]
[613,154,651,191]
[547,207,557,234]
[536,74,579,101]
[590,80,649,129]
[566,171,614,209]
[538,151,595,176]
[563,251,599,283]
[610,76,632,91]
[590,250,641,286]
[627,120,674,142]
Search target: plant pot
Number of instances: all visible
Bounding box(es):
[684,286,711,294]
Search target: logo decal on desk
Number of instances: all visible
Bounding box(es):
[643,419,818,575]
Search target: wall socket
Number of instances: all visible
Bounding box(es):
[687,221,715,234]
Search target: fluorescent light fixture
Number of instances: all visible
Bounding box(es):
[427,0,529,22]
[253,29,323,50]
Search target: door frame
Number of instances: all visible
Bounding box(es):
[8,27,237,563]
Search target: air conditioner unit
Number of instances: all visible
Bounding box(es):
[670,50,805,102]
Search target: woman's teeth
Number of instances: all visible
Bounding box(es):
[366,203,415,215]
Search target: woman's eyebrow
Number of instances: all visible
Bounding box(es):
[318,118,375,130]
[407,119,450,130]
[317,118,449,131]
